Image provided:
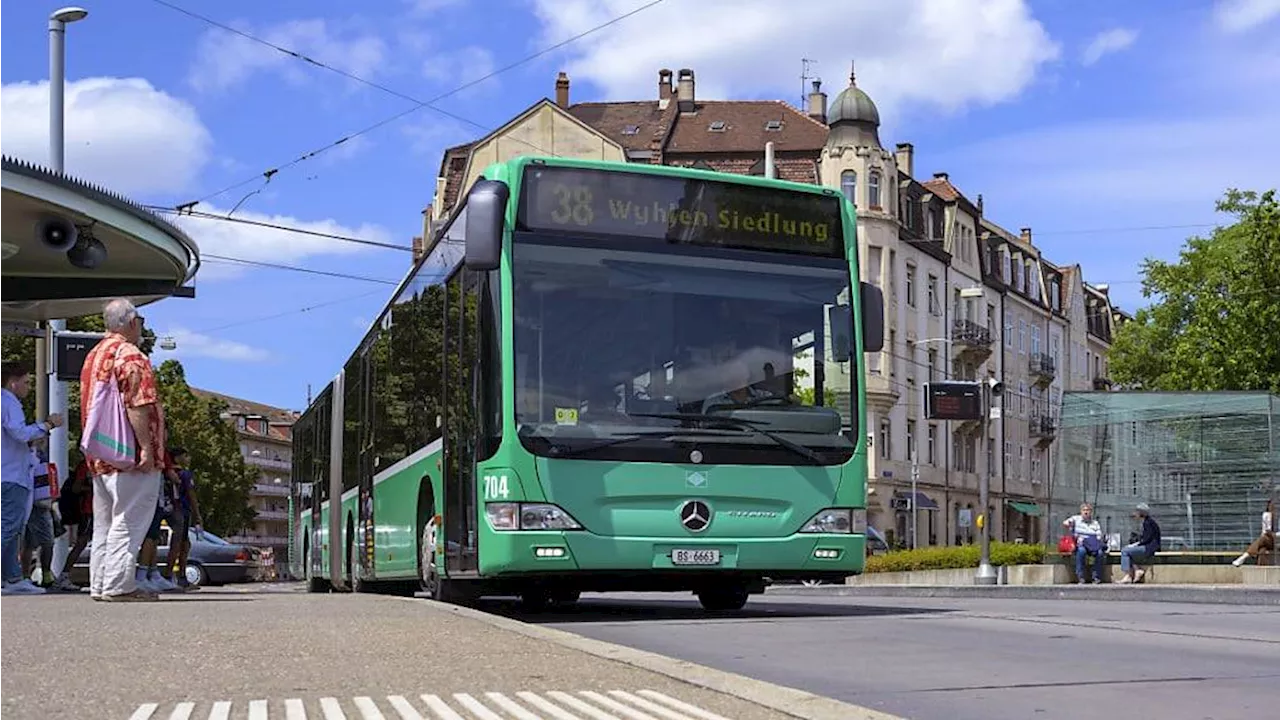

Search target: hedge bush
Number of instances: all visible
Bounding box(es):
[865,542,1047,573]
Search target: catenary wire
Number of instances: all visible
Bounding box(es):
[149,206,412,252]
[202,254,401,285]
[156,0,667,208]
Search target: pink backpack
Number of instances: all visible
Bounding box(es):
[80,346,137,470]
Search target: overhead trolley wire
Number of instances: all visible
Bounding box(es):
[151,0,668,209]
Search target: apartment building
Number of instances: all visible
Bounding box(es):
[421,64,1127,548]
[193,389,299,561]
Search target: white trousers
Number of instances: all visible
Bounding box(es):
[90,470,160,597]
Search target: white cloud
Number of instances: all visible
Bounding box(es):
[1213,0,1280,33]
[403,0,466,14]
[155,327,270,363]
[0,77,212,196]
[173,205,394,280]
[188,18,387,93]
[1081,28,1139,66]
[529,0,1060,117]
[422,45,499,96]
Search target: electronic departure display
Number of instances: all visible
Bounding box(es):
[516,165,845,258]
[925,381,984,421]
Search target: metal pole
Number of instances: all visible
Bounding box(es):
[911,450,919,549]
[48,14,71,496]
[975,392,997,584]
[764,141,775,179]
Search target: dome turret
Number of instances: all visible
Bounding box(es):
[828,62,880,126]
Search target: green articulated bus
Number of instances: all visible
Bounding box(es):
[289,156,885,611]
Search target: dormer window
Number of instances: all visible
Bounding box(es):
[621,124,640,135]
[764,119,783,131]
[708,121,727,132]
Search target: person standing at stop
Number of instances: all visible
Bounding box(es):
[2,361,63,595]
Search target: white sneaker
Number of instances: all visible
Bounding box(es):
[1,580,47,595]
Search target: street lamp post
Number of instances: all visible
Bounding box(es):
[47,6,89,496]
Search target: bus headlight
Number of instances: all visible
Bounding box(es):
[799,508,866,534]
[486,503,583,531]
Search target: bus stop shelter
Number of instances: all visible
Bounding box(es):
[2,155,198,325]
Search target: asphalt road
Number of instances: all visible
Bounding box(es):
[0,586,791,720]
[481,591,1280,720]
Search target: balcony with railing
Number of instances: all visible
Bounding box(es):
[229,534,289,548]
[951,319,993,357]
[245,454,291,471]
[252,483,291,497]
[1029,353,1056,386]
[253,509,290,521]
[1030,414,1057,446]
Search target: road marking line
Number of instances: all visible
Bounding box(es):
[285,698,308,720]
[484,692,542,720]
[635,691,731,720]
[386,695,424,720]
[128,704,158,720]
[515,692,586,720]
[545,691,624,720]
[319,697,347,720]
[452,694,504,720]
[417,694,465,720]
[578,691,661,720]
[208,701,232,720]
[249,700,270,720]
[353,697,386,720]
[607,691,713,720]
[168,702,196,720]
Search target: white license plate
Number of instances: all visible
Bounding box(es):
[672,549,721,566]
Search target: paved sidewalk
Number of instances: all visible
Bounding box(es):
[0,589,794,720]
[766,583,1280,605]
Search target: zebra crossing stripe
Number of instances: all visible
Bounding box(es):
[123,690,732,720]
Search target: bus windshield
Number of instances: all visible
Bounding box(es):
[512,234,857,466]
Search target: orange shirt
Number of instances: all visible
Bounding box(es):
[79,332,166,475]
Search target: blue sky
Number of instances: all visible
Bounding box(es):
[3,0,1277,411]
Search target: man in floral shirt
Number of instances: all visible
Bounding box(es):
[79,298,167,602]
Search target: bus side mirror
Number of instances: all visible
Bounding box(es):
[860,282,884,352]
[828,304,853,360]
[464,179,509,271]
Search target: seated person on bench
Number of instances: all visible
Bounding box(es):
[1063,503,1105,584]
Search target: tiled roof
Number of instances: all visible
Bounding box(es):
[567,101,670,152]
[664,101,828,154]
[192,388,298,425]
[438,143,474,212]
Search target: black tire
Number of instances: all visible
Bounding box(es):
[419,513,476,605]
[697,586,749,612]
[551,589,581,605]
[520,589,553,612]
[185,562,207,588]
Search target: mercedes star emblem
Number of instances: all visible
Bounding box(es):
[679,500,712,532]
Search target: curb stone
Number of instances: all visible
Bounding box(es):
[764,583,1280,605]
[397,594,906,720]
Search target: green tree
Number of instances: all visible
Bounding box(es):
[1109,189,1280,393]
[155,360,258,536]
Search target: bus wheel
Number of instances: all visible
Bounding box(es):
[304,542,324,593]
[551,589,581,606]
[697,586,749,612]
[520,589,553,612]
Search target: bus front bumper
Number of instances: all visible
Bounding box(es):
[478,530,865,584]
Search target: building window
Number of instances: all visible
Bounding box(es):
[927,208,938,239]
[708,120,727,132]
[879,418,891,460]
[622,124,640,135]
[1005,313,1014,348]
[867,246,883,287]
[765,119,783,131]
[841,170,857,205]
[1019,319,1027,353]
[1031,326,1041,356]
[888,329,897,377]
[906,264,917,307]
[927,424,937,465]
[907,420,917,462]
[987,438,996,477]
[927,274,940,315]
[927,349,937,382]
[869,171,882,207]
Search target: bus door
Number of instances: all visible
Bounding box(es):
[442,269,480,574]
[357,344,376,581]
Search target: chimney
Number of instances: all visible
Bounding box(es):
[412,235,426,263]
[555,72,570,108]
[933,171,949,181]
[658,68,674,101]
[807,79,827,123]
[676,68,695,113]
[976,193,984,215]
[895,142,914,177]
[1020,227,1032,244]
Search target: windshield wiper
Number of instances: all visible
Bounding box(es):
[628,413,825,464]
[539,430,678,458]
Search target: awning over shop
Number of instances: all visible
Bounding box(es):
[892,490,939,511]
[1007,500,1042,516]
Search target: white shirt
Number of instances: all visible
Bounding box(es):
[2,388,47,489]
[1264,511,1274,535]
[1066,514,1102,539]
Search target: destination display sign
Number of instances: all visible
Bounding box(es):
[516,165,844,258]
[925,381,984,421]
